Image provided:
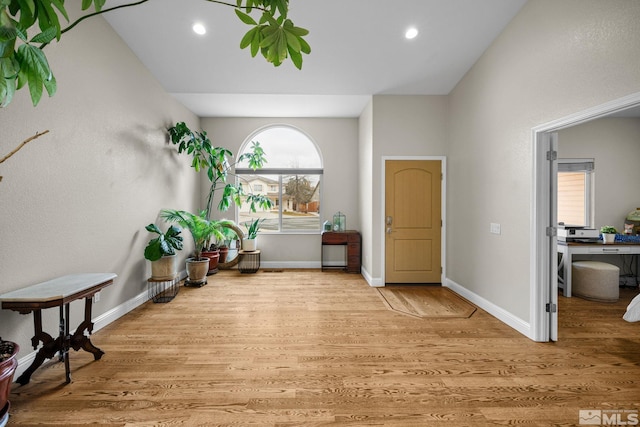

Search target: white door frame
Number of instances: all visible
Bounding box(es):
[531,92,640,342]
[381,156,447,286]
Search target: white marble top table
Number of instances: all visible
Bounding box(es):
[0,273,117,306]
[0,273,117,384]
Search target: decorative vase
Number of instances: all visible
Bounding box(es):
[185,258,209,287]
[243,238,257,252]
[602,233,616,244]
[626,208,640,234]
[201,250,220,275]
[150,254,177,280]
[0,339,19,427]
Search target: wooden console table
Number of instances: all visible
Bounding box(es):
[0,273,116,384]
[321,231,361,273]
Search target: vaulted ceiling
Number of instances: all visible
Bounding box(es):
[104,0,527,117]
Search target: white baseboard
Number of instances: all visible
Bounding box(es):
[14,271,188,381]
[444,278,531,338]
[361,267,383,287]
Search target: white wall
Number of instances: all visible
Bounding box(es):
[447,0,640,323]
[0,13,199,355]
[200,117,359,267]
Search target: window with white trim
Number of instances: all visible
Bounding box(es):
[557,159,594,227]
[236,125,323,233]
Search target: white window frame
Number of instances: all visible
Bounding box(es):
[557,158,594,227]
[235,125,324,234]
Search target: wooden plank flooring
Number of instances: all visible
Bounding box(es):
[6,270,640,426]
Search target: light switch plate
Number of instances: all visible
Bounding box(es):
[490,223,501,235]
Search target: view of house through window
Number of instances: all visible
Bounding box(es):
[557,159,594,227]
[235,125,323,233]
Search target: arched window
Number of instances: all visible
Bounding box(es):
[236,125,323,233]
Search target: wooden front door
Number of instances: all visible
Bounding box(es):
[385,160,442,284]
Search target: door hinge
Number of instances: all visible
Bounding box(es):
[546,150,557,161]
[546,303,557,313]
[546,226,556,237]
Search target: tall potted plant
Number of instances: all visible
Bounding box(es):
[160,210,225,287]
[167,122,273,222]
[0,338,19,425]
[143,224,183,280]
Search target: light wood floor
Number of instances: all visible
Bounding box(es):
[7,270,640,426]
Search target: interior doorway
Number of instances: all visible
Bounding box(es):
[383,157,446,285]
[532,92,640,342]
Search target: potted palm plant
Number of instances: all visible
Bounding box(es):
[0,338,19,425]
[161,210,226,286]
[201,219,239,274]
[144,224,183,280]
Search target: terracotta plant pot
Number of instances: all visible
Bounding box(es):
[218,246,229,263]
[0,340,19,426]
[201,250,220,275]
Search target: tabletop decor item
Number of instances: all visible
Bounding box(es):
[333,211,346,231]
[600,226,617,244]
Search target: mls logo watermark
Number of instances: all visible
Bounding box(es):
[580,409,639,425]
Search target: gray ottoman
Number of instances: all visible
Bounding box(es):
[572,261,619,302]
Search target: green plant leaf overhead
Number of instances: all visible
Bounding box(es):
[0,0,311,108]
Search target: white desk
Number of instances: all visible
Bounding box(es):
[0,273,116,384]
[557,242,640,297]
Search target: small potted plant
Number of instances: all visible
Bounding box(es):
[242,218,265,252]
[600,225,617,244]
[144,224,183,280]
[0,338,19,423]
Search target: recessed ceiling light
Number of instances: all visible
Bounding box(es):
[405,27,418,40]
[193,23,206,35]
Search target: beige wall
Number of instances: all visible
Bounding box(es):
[358,102,374,279]
[447,0,640,321]
[558,117,640,231]
[369,95,449,282]
[201,117,359,266]
[0,14,199,354]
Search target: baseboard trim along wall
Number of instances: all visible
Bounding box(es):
[445,278,532,339]
[14,271,188,380]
